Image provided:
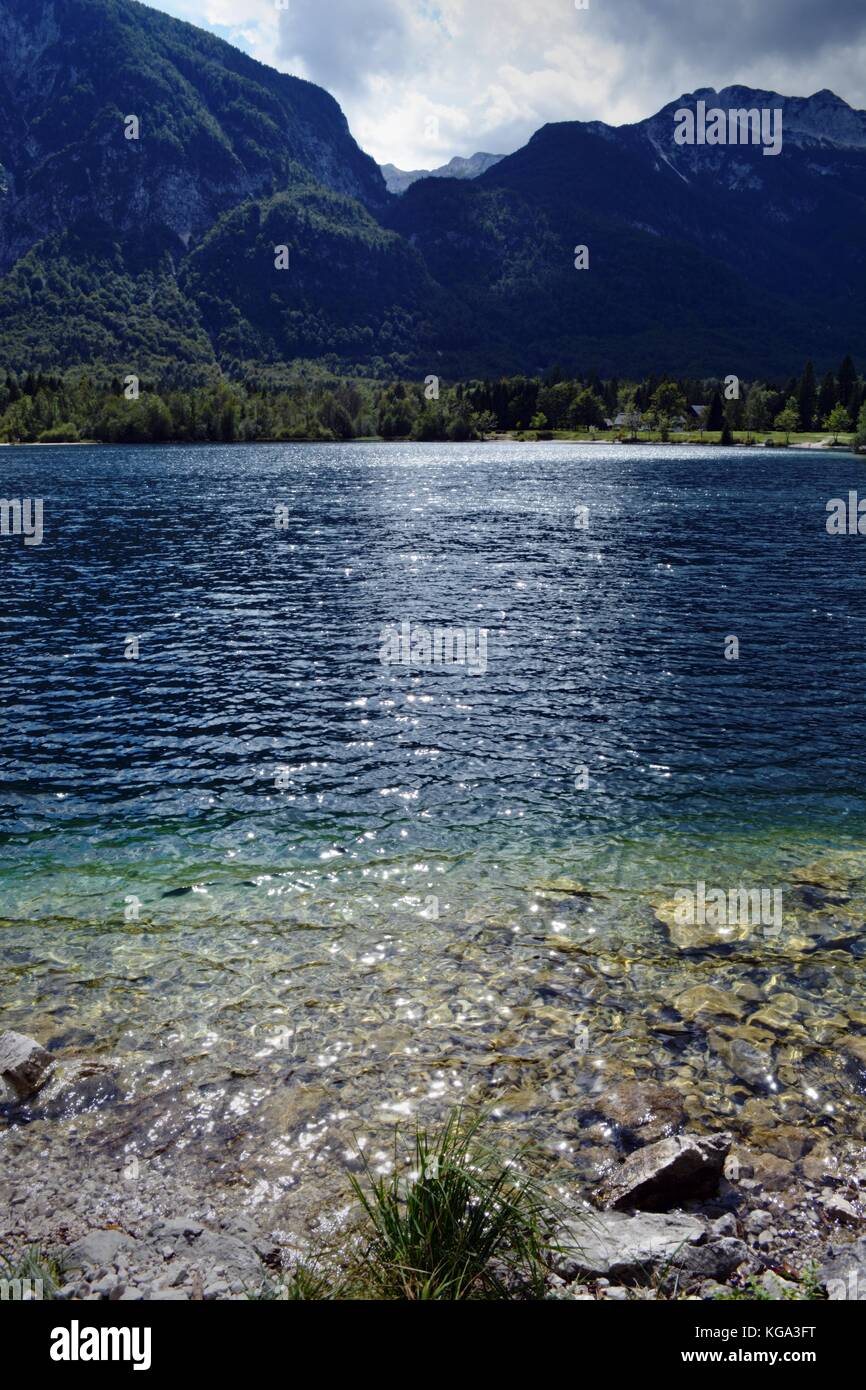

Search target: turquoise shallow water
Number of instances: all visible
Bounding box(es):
[1,441,865,1213]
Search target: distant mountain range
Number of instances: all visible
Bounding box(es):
[0,0,864,380]
[380,154,505,196]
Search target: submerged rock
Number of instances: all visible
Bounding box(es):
[746,1126,815,1162]
[801,1141,846,1185]
[37,1062,121,1121]
[674,985,745,1022]
[0,1031,54,1100]
[803,925,862,954]
[740,1149,795,1191]
[708,1032,774,1090]
[791,861,852,894]
[597,1132,732,1211]
[653,900,751,951]
[594,1080,686,1150]
[744,1006,808,1038]
[532,877,598,899]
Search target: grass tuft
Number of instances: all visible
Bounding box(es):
[348,1108,550,1300]
[0,1244,66,1299]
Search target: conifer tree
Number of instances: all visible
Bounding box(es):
[797,361,816,431]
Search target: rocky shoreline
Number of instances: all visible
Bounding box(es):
[2,1029,864,1301]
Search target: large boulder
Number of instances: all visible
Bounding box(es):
[597,1132,732,1211]
[553,1209,747,1283]
[0,1031,54,1100]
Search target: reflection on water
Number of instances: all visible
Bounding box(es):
[1,442,865,1216]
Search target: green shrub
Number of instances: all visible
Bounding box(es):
[349,1109,550,1300]
[37,423,80,443]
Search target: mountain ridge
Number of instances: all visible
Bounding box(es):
[380,153,505,195]
[0,1,862,379]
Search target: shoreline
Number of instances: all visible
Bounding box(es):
[2,1073,864,1302]
[0,436,862,454]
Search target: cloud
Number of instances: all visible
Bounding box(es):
[142,0,866,168]
[585,0,866,120]
[602,0,866,60]
[278,0,413,97]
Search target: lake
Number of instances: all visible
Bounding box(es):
[2,441,865,1217]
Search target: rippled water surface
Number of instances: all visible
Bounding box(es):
[2,442,866,1215]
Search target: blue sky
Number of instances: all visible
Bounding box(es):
[139,0,866,168]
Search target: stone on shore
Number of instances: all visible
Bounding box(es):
[820,1237,866,1300]
[69,1229,141,1271]
[64,1220,269,1300]
[553,1209,747,1283]
[597,1132,732,1211]
[0,1031,55,1100]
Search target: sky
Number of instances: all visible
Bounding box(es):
[143,0,866,168]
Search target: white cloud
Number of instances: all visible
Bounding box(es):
[141,0,866,168]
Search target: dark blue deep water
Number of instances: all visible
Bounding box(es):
[2,441,865,1206]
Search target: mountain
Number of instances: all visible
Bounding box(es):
[0,3,863,382]
[177,170,456,372]
[0,0,385,273]
[386,85,866,376]
[0,0,400,373]
[380,153,505,196]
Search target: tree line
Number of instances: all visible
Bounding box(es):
[0,356,863,445]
